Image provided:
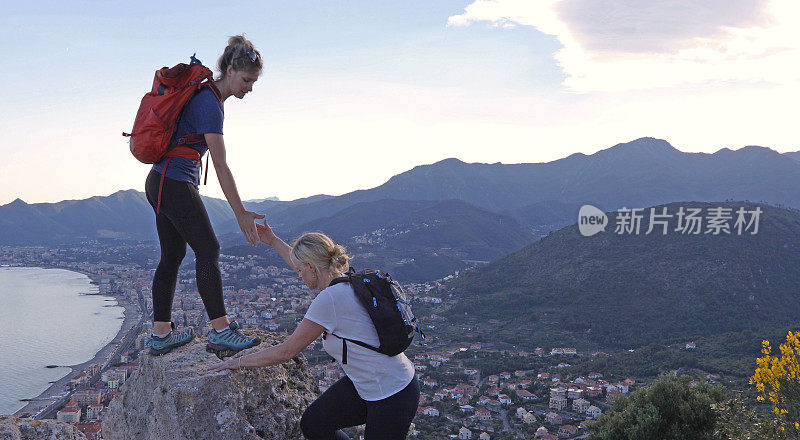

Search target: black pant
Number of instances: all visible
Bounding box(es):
[300,375,420,440]
[145,169,227,322]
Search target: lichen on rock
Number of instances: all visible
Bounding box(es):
[103,331,318,440]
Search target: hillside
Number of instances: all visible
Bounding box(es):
[222,199,535,282]
[298,199,532,259]
[442,201,800,349]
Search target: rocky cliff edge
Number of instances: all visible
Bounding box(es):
[103,330,318,440]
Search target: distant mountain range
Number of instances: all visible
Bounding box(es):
[2,137,799,280]
[0,191,232,245]
[785,151,800,162]
[442,201,800,350]
[244,196,280,203]
[232,137,800,234]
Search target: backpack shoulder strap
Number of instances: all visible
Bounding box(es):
[202,81,223,102]
[323,266,385,364]
[328,276,349,287]
[329,266,356,287]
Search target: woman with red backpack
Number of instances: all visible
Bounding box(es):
[145,35,264,356]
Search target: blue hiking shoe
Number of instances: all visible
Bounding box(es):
[149,325,194,356]
[206,320,261,355]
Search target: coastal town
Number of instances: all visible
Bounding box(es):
[1,243,643,440]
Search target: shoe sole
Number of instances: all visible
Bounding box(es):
[149,334,195,356]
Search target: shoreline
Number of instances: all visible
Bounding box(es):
[9,267,143,417]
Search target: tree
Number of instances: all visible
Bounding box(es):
[750,330,800,437]
[712,397,784,440]
[589,374,725,440]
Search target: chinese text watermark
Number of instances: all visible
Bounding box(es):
[578,205,762,237]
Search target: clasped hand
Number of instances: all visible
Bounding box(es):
[255,219,277,246]
[237,210,266,246]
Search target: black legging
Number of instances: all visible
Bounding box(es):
[145,169,227,322]
[300,375,420,440]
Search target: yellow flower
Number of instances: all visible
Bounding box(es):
[751,331,800,432]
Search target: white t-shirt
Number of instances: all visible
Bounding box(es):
[304,282,416,401]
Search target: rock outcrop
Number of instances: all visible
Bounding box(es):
[103,331,318,440]
[0,416,88,440]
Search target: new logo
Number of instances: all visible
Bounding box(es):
[578,205,608,237]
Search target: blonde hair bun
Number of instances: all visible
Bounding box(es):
[291,232,350,275]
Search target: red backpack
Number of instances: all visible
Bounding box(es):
[123,55,221,213]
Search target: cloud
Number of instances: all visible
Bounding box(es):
[448,0,800,92]
[556,0,772,54]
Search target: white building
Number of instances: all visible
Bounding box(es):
[573,398,591,413]
[86,404,104,420]
[422,407,440,417]
[56,406,81,423]
[549,396,568,410]
[586,405,602,419]
[522,412,537,424]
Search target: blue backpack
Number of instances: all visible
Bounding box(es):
[327,268,425,364]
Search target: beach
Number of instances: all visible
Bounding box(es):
[11,279,143,418]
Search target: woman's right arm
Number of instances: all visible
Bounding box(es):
[207,319,325,371]
[256,220,298,272]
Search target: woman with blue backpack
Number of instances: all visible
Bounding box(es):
[143,35,264,356]
[208,225,421,440]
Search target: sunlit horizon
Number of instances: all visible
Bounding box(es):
[3,137,797,206]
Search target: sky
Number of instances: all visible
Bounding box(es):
[1,0,798,205]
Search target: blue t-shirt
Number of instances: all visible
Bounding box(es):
[152,87,224,185]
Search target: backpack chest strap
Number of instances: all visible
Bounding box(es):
[323,331,381,365]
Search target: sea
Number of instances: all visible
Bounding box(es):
[0,267,124,415]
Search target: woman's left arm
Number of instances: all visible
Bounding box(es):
[206,133,264,246]
[208,319,325,371]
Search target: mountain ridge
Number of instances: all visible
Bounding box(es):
[3,137,800,248]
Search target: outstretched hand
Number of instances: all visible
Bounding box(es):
[256,219,277,246]
[237,210,266,246]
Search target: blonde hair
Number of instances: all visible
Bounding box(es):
[291,232,350,276]
[216,34,263,80]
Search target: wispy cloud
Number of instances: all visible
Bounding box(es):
[448,0,800,92]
